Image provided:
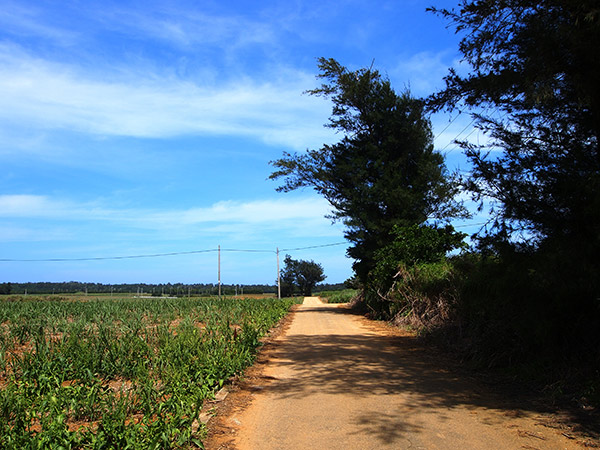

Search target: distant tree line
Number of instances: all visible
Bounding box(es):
[0,283,11,295]
[4,282,267,296]
[0,281,348,296]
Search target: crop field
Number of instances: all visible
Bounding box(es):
[0,295,294,449]
[317,289,357,304]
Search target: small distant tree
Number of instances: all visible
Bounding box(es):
[280,255,326,297]
[280,256,298,298]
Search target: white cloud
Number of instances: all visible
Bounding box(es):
[0,194,342,239]
[0,45,333,151]
[0,224,70,242]
[127,197,343,241]
[170,198,332,225]
[0,194,71,217]
[115,8,276,49]
[390,50,457,97]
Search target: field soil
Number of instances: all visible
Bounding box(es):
[205,297,598,449]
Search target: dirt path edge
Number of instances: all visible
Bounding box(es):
[203,303,300,449]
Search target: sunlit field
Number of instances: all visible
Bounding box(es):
[0,294,294,448]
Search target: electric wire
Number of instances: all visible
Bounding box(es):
[0,249,219,262]
[220,249,275,254]
[280,242,347,252]
[433,111,462,141]
[0,242,349,262]
[441,117,477,153]
[453,222,488,229]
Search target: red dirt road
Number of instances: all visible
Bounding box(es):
[206,297,594,449]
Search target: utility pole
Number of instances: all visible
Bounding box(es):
[218,245,221,299]
[277,247,281,300]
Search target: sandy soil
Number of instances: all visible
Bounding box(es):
[205,297,597,449]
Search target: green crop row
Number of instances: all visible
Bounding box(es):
[317,289,357,304]
[0,296,294,449]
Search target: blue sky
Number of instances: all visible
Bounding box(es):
[0,0,485,285]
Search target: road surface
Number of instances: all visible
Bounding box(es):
[206,297,591,449]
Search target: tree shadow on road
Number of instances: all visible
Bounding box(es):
[256,305,598,446]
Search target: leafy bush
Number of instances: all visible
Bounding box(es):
[371,224,466,292]
[364,261,458,327]
[364,250,600,406]
[453,251,600,371]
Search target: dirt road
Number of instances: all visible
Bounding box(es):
[206,297,592,449]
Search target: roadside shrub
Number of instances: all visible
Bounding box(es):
[454,250,600,370]
[369,224,466,296]
[357,243,600,406]
[363,261,458,329]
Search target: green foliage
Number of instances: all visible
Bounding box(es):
[365,252,600,405]
[280,255,326,297]
[315,282,348,292]
[0,296,294,448]
[0,283,10,295]
[428,1,600,254]
[270,57,465,284]
[455,251,600,364]
[420,0,600,402]
[363,260,458,325]
[371,224,466,291]
[8,282,278,296]
[317,289,358,304]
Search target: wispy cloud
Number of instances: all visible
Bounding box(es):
[148,198,331,225]
[0,44,333,150]
[105,7,277,50]
[0,194,73,218]
[0,1,79,45]
[390,50,458,97]
[0,194,343,241]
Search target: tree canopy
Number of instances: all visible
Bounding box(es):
[270,58,465,283]
[428,1,600,255]
[280,255,326,297]
[424,1,600,369]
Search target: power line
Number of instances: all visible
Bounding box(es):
[453,222,488,229]
[0,249,219,262]
[0,243,349,263]
[434,111,462,141]
[441,118,477,153]
[440,105,511,156]
[280,242,347,252]
[220,248,275,254]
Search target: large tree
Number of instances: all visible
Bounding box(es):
[427,1,600,364]
[270,58,464,283]
[428,1,600,255]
